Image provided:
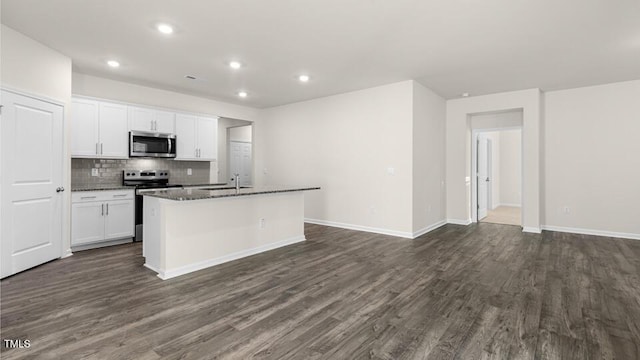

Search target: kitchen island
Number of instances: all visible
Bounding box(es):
[142,186,320,279]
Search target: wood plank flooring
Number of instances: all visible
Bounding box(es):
[1,223,639,359]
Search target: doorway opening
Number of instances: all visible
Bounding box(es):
[473,128,522,226]
[216,118,253,186]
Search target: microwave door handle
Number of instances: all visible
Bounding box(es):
[168,138,172,155]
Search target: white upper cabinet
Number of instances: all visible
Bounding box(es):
[98,102,128,158]
[71,99,100,157]
[71,99,128,158]
[197,117,218,161]
[175,114,217,161]
[155,110,176,133]
[175,113,198,160]
[72,96,217,160]
[128,106,175,134]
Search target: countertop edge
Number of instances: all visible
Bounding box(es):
[143,187,321,201]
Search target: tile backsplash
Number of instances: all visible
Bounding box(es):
[72,158,212,187]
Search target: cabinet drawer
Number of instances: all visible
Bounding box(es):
[72,189,134,203]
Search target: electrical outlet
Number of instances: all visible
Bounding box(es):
[187,168,192,176]
[563,206,570,214]
[91,168,99,177]
[259,218,266,229]
[387,167,395,175]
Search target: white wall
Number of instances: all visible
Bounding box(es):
[259,81,415,236]
[412,82,446,234]
[446,89,540,232]
[72,73,259,121]
[1,24,73,256]
[543,80,640,238]
[499,130,521,207]
[229,125,252,142]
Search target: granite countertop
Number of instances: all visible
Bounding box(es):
[71,185,133,192]
[141,185,321,201]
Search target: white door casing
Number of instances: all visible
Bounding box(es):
[1,90,64,278]
[477,135,489,220]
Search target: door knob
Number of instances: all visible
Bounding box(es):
[56,187,65,192]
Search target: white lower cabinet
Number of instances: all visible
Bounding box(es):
[72,190,134,247]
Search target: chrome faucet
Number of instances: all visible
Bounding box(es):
[234,173,240,190]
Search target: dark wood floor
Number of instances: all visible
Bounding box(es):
[1,223,639,359]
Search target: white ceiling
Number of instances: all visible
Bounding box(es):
[2,0,639,108]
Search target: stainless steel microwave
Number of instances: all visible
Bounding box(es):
[129,131,176,158]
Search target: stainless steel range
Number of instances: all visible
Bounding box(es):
[123,170,182,241]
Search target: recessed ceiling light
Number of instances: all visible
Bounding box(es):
[237,91,248,98]
[461,92,470,97]
[229,61,242,69]
[157,23,174,34]
[107,60,120,68]
[298,75,310,82]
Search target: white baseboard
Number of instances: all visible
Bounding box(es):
[157,235,306,280]
[304,218,414,239]
[412,220,447,238]
[61,248,73,258]
[497,203,521,208]
[446,218,472,226]
[541,225,640,241]
[522,227,542,234]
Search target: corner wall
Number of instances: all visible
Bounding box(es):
[259,81,415,236]
[412,82,446,235]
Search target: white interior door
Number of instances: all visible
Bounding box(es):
[229,141,242,184]
[229,141,252,186]
[477,135,489,220]
[1,90,64,278]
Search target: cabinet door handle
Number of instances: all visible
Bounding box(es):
[81,196,97,200]
[113,194,128,198]
[100,143,104,155]
[101,203,104,216]
[106,203,109,215]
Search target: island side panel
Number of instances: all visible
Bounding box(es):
[162,192,305,278]
[143,196,165,274]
